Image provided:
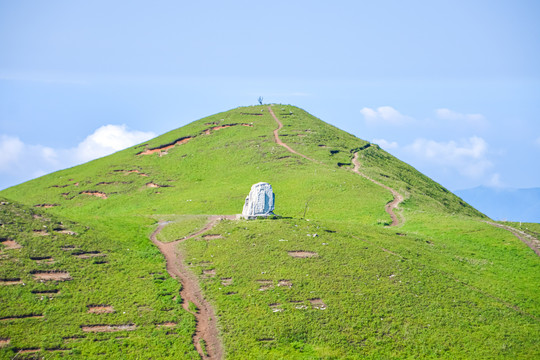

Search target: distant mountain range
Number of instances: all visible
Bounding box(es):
[455,186,540,223]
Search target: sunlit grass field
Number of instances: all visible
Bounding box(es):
[1,105,538,358]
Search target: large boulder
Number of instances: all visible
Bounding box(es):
[242,182,275,218]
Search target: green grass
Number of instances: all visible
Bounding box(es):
[0,198,199,359]
[153,215,210,242]
[0,105,538,359]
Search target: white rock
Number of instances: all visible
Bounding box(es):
[242,182,275,218]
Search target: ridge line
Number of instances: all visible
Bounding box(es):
[268,105,404,227]
[352,153,404,227]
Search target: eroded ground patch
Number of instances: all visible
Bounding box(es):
[31,270,72,282]
[288,251,319,258]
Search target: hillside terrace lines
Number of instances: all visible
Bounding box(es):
[352,152,404,227]
[80,191,108,199]
[149,215,236,360]
[137,122,253,156]
[268,105,404,226]
[138,136,194,155]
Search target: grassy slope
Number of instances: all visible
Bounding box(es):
[0,105,538,359]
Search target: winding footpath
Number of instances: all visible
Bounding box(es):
[150,215,235,360]
[269,107,316,162]
[484,221,540,257]
[351,153,404,227]
[268,105,404,227]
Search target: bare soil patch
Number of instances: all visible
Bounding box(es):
[1,239,22,250]
[63,335,84,342]
[0,314,43,321]
[211,123,253,131]
[0,278,23,285]
[157,322,177,327]
[87,305,115,314]
[60,245,78,251]
[96,181,130,186]
[138,136,193,156]
[31,289,59,294]
[72,251,105,259]
[288,251,319,258]
[202,269,216,278]
[81,191,108,199]
[16,348,40,354]
[31,270,72,282]
[202,234,223,240]
[81,324,136,332]
[34,204,59,208]
[114,169,148,176]
[257,279,274,291]
[278,279,293,288]
[309,298,327,310]
[30,256,55,264]
[0,338,10,347]
[33,229,49,236]
[220,278,232,286]
[269,303,283,312]
[55,229,77,235]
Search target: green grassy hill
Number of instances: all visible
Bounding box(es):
[0,105,538,359]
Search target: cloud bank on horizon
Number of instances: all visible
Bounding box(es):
[365,106,505,189]
[0,125,155,188]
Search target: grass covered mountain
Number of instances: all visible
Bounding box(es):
[0,105,538,359]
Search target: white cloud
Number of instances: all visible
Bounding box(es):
[487,173,504,188]
[372,138,398,150]
[435,108,487,128]
[405,136,492,178]
[360,106,414,125]
[0,135,24,171]
[0,125,156,190]
[74,125,155,162]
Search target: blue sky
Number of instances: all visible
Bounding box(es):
[1,0,539,192]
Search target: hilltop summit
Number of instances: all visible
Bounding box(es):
[1,105,538,359]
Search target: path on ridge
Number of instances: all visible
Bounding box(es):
[269,106,316,162]
[484,221,540,257]
[352,153,404,227]
[268,106,404,227]
[150,215,236,360]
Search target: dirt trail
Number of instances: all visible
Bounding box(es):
[352,153,404,226]
[150,215,235,360]
[268,105,403,227]
[268,106,317,162]
[484,221,540,256]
